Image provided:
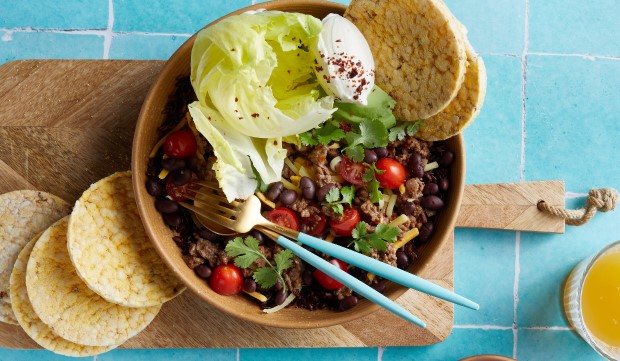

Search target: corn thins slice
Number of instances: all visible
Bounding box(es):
[345,0,467,120]
[68,171,184,308]
[0,190,71,325]
[10,233,116,356]
[26,216,160,347]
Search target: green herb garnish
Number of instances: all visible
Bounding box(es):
[299,120,345,146]
[342,119,389,162]
[388,119,424,142]
[323,185,355,216]
[362,163,385,203]
[350,221,400,255]
[225,236,294,291]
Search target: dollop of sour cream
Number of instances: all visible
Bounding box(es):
[313,14,375,105]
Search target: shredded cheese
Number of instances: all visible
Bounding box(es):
[157,154,170,179]
[243,290,268,303]
[281,178,302,194]
[399,183,406,194]
[386,194,398,218]
[389,214,409,228]
[325,233,335,243]
[424,161,439,172]
[393,228,419,249]
[256,191,276,209]
[290,175,301,187]
[298,166,315,179]
[367,272,376,282]
[284,158,299,176]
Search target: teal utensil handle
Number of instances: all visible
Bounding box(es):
[297,232,479,310]
[275,235,426,328]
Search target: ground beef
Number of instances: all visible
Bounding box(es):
[308,144,328,165]
[282,162,293,179]
[387,137,430,165]
[334,286,353,300]
[204,156,217,181]
[183,253,204,269]
[401,178,424,202]
[370,243,398,267]
[289,198,320,218]
[314,163,338,188]
[283,256,304,292]
[194,238,230,268]
[360,199,387,226]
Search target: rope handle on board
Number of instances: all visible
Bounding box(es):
[537,188,619,226]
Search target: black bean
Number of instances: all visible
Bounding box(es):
[317,183,337,201]
[279,189,298,205]
[408,153,424,178]
[421,195,444,210]
[146,178,163,197]
[274,290,288,305]
[371,282,387,293]
[422,182,439,195]
[302,269,314,286]
[440,151,454,166]
[439,177,449,192]
[155,198,179,213]
[364,149,378,163]
[187,156,199,170]
[172,236,183,245]
[339,295,358,311]
[275,278,283,290]
[396,251,410,269]
[374,147,388,158]
[170,169,192,186]
[199,227,219,241]
[250,230,264,244]
[401,201,417,215]
[163,213,182,227]
[418,222,434,242]
[243,278,256,293]
[161,158,186,171]
[265,181,284,201]
[194,265,212,279]
[300,176,316,200]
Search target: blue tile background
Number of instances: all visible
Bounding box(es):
[2,0,620,359]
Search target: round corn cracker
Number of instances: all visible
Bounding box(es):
[345,0,467,120]
[68,171,184,307]
[26,216,160,347]
[0,190,71,325]
[10,233,116,357]
[416,41,487,141]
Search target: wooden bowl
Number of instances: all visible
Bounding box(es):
[132,0,465,329]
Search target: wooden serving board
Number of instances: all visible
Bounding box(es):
[0,60,455,348]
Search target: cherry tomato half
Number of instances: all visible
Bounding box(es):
[329,207,360,236]
[375,157,406,189]
[300,211,326,236]
[165,172,198,201]
[164,130,198,158]
[338,156,366,185]
[209,264,243,295]
[266,207,299,231]
[313,259,348,290]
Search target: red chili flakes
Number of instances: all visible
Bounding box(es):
[235,97,238,102]
[251,113,259,118]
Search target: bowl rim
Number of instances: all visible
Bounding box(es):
[132,0,466,329]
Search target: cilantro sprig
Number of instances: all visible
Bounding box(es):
[323,185,355,216]
[342,119,389,162]
[388,119,424,142]
[299,120,345,146]
[350,221,400,255]
[362,163,384,203]
[225,236,294,291]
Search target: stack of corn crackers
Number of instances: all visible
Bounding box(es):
[345,0,487,140]
[0,172,184,357]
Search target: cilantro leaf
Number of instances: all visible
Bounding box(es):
[299,131,318,146]
[388,119,424,142]
[299,121,344,146]
[343,145,365,162]
[253,267,278,288]
[342,119,389,162]
[350,221,400,255]
[225,236,294,291]
[224,237,262,268]
[274,249,294,273]
[362,165,384,203]
[323,186,355,216]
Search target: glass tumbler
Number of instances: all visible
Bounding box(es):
[564,240,620,360]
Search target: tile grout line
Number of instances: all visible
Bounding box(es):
[514,0,529,358]
[102,0,114,59]
[378,346,384,361]
[237,347,240,361]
